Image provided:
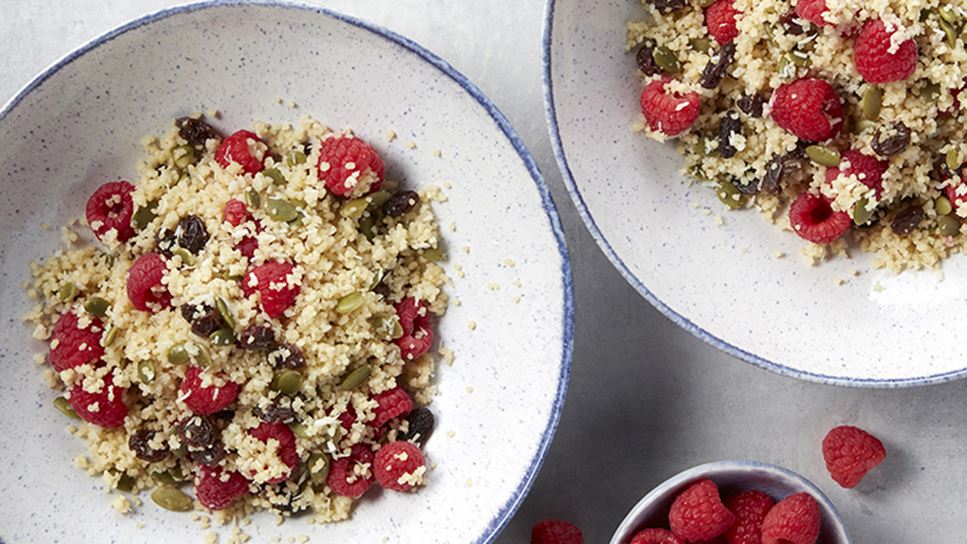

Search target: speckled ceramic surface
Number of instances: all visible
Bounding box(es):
[0,2,573,542]
[544,0,967,387]
[610,461,851,544]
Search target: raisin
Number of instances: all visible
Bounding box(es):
[399,407,435,445]
[780,10,806,35]
[178,415,217,449]
[268,343,305,369]
[128,429,169,463]
[176,215,209,254]
[636,41,661,76]
[891,205,925,236]
[736,94,765,118]
[255,402,296,424]
[872,123,911,157]
[175,117,221,148]
[189,442,227,467]
[239,324,276,350]
[303,141,314,156]
[718,112,743,159]
[733,176,760,196]
[699,42,736,89]
[647,0,686,14]
[181,303,223,338]
[761,150,806,195]
[382,191,420,217]
[155,228,177,258]
[372,282,391,300]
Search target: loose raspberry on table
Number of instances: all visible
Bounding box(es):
[760,493,821,544]
[248,422,299,484]
[179,366,239,416]
[215,129,265,175]
[668,479,735,542]
[531,520,584,544]
[374,440,427,492]
[395,297,434,361]
[771,78,843,142]
[222,199,252,226]
[317,134,385,198]
[371,386,414,429]
[86,181,136,243]
[243,261,300,319]
[795,0,829,27]
[68,369,127,428]
[630,528,685,544]
[640,77,702,138]
[724,490,774,544]
[126,253,171,312]
[855,19,918,84]
[194,465,250,510]
[705,0,741,44]
[327,443,376,498]
[822,425,886,488]
[789,192,851,244]
[49,311,105,371]
[825,150,887,197]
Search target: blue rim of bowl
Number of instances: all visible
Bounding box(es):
[541,0,964,389]
[609,460,851,544]
[0,2,575,542]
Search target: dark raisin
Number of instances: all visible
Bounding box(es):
[872,123,912,157]
[213,410,235,423]
[736,94,765,118]
[239,324,276,350]
[128,429,169,463]
[303,141,314,156]
[891,205,925,236]
[699,42,736,90]
[718,112,743,159]
[181,303,223,338]
[178,415,216,449]
[780,10,805,35]
[732,176,760,196]
[255,402,297,424]
[382,191,420,217]
[175,117,221,148]
[761,150,807,195]
[189,442,227,467]
[399,407,435,445]
[372,282,391,300]
[268,343,305,369]
[636,41,661,76]
[155,228,177,258]
[176,215,209,254]
[263,483,309,514]
[647,0,686,14]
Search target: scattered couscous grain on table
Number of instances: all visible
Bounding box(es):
[22,113,448,524]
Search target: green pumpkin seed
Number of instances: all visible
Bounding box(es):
[937,196,954,216]
[271,369,303,395]
[286,150,307,167]
[806,145,841,167]
[338,365,371,391]
[371,315,403,339]
[421,247,446,262]
[167,343,190,365]
[262,168,286,186]
[138,360,156,384]
[245,188,261,209]
[287,211,306,228]
[116,473,136,493]
[920,82,941,102]
[209,328,236,346]
[652,46,681,74]
[358,214,377,240]
[947,148,962,173]
[689,37,712,53]
[697,0,716,6]
[852,120,878,134]
[852,198,875,226]
[369,191,393,208]
[939,215,962,236]
[290,422,309,439]
[58,282,78,303]
[307,453,331,486]
[151,486,193,512]
[335,292,365,314]
[172,247,195,266]
[370,268,387,290]
[153,471,177,486]
[84,296,110,317]
[133,200,159,230]
[102,326,117,347]
[342,198,369,219]
[789,49,811,68]
[215,297,235,329]
[861,87,882,120]
[53,396,79,419]
[265,199,299,222]
[715,180,750,210]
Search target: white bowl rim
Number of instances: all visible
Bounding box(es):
[541,0,967,389]
[609,459,851,544]
[0,2,576,542]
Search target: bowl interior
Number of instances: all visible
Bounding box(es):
[610,461,851,544]
[0,4,570,543]
[546,0,967,386]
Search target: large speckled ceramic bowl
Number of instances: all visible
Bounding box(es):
[544,0,967,387]
[0,2,573,542]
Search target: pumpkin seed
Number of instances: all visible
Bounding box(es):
[58,282,77,303]
[852,120,878,134]
[940,4,961,23]
[852,198,875,226]
[215,297,235,329]
[307,453,331,486]
[652,46,681,74]
[151,486,193,512]
[133,199,159,230]
[102,326,118,347]
[338,365,371,391]
[368,191,393,208]
[167,343,190,365]
[920,82,941,102]
[806,145,841,167]
[266,199,299,222]
[153,471,177,486]
[245,188,261,209]
[789,49,811,68]
[262,168,286,185]
[172,247,194,266]
[287,211,306,228]
[290,422,309,439]
[271,369,303,395]
[342,198,369,219]
[335,292,365,314]
[937,196,954,216]
[358,214,377,240]
[421,247,445,262]
[209,328,236,346]
[939,215,962,236]
[689,37,712,52]
[84,296,110,317]
[940,16,960,47]
[715,180,750,210]
[116,473,136,493]
[53,396,79,419]
[861,87,882,120]
[286,150,307,167]
[138,360,156,384]
[371,315,403,339]
[947,148,962,173]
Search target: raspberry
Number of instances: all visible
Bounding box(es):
[86,181,136,242]
[316,135,385,198]
[179,366,239,415]
[222,199,252,226]
[822,425,886,488]
[531,520,584,544]
[327,443,376,498]
[215,129,265,175]
[194,465,250,510]
[668,479,735,542]
[854,19,918,84]
[338,406,357,430]
[723,490,775,544]
[395,298,434,361]
[248,422,299,484]
[68,369,127,428]
[760,493,821,544]
[825,150,888,197]
[630,528,685,544]
[235,236,259,259]
[371,387,414,429]
[243,261,300,319]
[705,0,741,45]
[126,253,171,312]
[374,441,427,492]
[789,192,851,244]
[795,0,829,27]
[49,311,105,371]
[640,77,702,138]
[946,178,967,212]
[771,77,844,142]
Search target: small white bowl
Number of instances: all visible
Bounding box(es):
[610,461,851,544]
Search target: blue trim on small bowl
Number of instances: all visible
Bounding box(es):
[0,2,575,542]
[541,0,967,389]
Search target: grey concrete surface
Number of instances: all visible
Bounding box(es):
[2,1,964,542]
